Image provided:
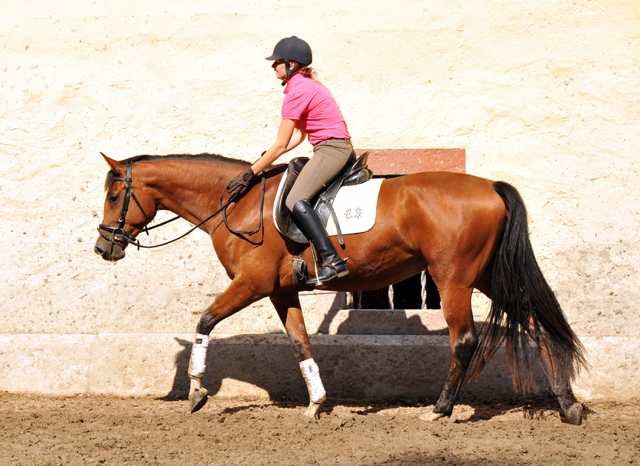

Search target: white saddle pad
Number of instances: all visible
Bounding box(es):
[324,178,384,237]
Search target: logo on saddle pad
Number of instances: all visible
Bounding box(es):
[273,154,384,244]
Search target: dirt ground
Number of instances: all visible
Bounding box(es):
[1,393,639,466]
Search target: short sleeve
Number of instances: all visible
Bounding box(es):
[281,91,308,120]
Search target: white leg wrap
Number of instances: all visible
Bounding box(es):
[299,358,326,404]
[188,333,209,379]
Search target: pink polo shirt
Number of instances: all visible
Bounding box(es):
[281,73,351,145]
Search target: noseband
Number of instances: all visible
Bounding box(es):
[98,162,152,249]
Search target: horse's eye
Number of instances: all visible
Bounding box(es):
[109,195,119,204]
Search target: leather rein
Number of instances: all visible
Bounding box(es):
[97,162,266,250]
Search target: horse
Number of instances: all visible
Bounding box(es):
[94,152,588,424]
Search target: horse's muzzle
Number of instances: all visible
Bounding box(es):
[94,235,126,261]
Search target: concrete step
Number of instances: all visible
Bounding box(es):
[3,333,636,403]
[0,333,513,400]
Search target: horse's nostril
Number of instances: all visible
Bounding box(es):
[94,245,104,255]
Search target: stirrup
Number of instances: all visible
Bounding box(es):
[306,258,349,288]
[329,258,349,278]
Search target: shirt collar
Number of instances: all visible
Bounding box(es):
[283,72,304,94]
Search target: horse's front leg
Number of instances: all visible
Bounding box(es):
[188,279,262,413]
[270,294,326,418]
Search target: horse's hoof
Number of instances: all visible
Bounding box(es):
[564,402,583,425]
[189,387,208,414]
[420,411,445,422]
[305,402,322,419]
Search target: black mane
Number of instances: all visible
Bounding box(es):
[105,153,249,191]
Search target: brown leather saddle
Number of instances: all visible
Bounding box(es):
[273,151,373,245]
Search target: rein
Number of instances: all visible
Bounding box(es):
[97,162,266,250]
[221,175,267,241]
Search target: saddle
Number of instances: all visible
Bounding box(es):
[273,151,373,245]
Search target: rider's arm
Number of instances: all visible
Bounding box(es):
[286,126,307,151]
[251,119,307,173]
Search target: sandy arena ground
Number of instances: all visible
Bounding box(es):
[1,393,638,465]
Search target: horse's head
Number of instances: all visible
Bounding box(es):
[94,153,157,261]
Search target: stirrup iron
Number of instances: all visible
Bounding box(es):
[306,257,349,288]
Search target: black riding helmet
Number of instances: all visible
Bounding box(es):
[265,36,312,83]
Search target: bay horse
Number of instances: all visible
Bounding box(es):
[94,152,588,424]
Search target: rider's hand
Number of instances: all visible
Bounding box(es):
[227,167,258,199]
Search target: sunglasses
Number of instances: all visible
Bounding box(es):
[271,59,285,69]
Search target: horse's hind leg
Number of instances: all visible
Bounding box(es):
[425,287,478,421]
[527,320,583,425]
[552,377,582,425]
[270,294,326,418]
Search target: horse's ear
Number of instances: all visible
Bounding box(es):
[100,152,124,174]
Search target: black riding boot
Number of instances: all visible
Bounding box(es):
[291,200,349,286]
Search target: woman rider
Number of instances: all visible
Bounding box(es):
[227,36,355,286]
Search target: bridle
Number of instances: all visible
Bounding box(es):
[97,161,266,250]
[98,162,153,249]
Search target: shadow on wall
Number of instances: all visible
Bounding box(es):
[161,310,550,404]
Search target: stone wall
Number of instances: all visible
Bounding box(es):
[1,0,638,401]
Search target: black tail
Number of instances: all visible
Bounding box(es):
[469,181,588,392]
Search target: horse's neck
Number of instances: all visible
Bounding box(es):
[141,159,246,225]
